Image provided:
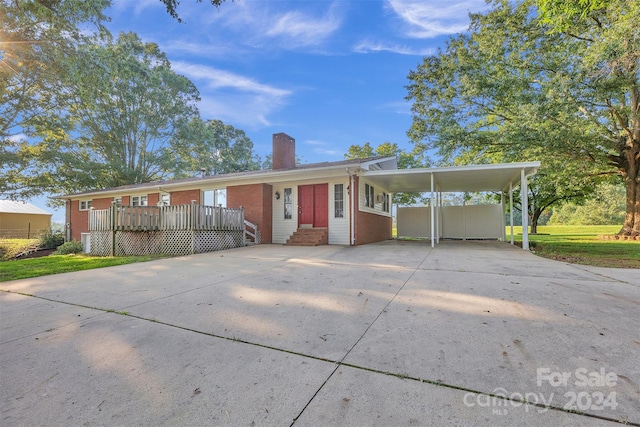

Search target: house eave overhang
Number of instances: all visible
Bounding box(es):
[57,156,399,200]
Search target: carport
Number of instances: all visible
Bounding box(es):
[364,162,540,250]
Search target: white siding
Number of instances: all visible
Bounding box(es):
[271,178,350,245]
[328,180,349,245]
[272,183,298,244]
[358,178,392,217]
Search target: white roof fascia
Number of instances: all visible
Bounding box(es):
[59,162,371,200]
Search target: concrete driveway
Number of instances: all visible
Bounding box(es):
[1,240,639,426]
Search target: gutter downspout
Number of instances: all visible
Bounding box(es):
[347,169,356,246]
[430,172,435,248]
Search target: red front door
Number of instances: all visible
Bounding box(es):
[314,184,328,227]
[298,184,328,227]
[299,185,314,225]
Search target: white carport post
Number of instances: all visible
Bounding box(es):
[436,190,441,244]
[500,191,506,241]
[509,182,514,245]
[430,172,435,248]
[521,168,530,250]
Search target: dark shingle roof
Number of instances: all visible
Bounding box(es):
[59,156,392,199]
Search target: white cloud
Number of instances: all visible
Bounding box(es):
[199,1,344,50]
[303,139,342,156]
[353,39,435,56]
[387,0,488,38]
[162,40,243,58]
[265,6,342,48]
[111,0,162,16]
[172,62,292,127]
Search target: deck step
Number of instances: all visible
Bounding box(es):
[285,228,328,246]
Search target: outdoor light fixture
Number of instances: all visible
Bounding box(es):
[275,191,281,199]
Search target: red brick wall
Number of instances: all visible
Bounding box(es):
[92,197,113,210]
[68,197,113,241]
[121,196,130,206]
[355,211,392,246]
[148,193,159,206]
[170,189,200,205]
[69,200,88,242]
[227,183,273,244]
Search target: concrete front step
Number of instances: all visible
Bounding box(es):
[285,228,328,246]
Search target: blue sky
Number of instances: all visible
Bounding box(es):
[35,0,489,222]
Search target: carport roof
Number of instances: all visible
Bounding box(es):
[363,162,540,193]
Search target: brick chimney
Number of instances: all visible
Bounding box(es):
[272,132,296,170]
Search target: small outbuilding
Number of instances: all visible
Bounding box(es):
[0,200,52,238]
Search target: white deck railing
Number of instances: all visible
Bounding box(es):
[89,204,245,232]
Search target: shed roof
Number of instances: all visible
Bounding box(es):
[363,162,541,193]
[0,200,52,216]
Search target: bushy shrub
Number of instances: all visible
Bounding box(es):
[54,240,84,255]
[39,231,65,249]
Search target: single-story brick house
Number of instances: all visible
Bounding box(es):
[59,132,540,250]
[59,133,397,247]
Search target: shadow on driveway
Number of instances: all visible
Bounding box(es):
[2,240,639,426]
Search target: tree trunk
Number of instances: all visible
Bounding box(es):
[618,136,640,237]
[530,208,541,234]
[618,176,639,237]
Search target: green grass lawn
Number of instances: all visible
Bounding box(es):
[1,238,165,282]
[509,225,640,268]
[0,254,162,282]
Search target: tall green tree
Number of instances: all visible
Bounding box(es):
[406,0,639,236]
[172,118,262,177]
[30,32,200,195]
[1,0,109,199]
[345,141,427,205]
[549,183,626,225]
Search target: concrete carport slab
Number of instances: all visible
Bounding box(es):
[1,241,639,426]
[364,162,541,249]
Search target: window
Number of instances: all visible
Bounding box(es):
[365,183,375,208]
[158,193,170,206]
[114,197,122,205]
[334,184,344,218]
[203,189,226,207]
[383,193,390,213]
[131,195,148,207]
[284,188,293,219]
[79,200,92,211]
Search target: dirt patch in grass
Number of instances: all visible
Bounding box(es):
[536,252,640,269]
[14,248,56,259]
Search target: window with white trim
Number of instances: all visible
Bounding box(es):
[79,200,92,211]
[131,195,148,207]
[383,193,390,212]
[364,183,375,208]
[158,193,170,206]
[203,189,226,207]
[284,188,293,219]
[334,184,344,218]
